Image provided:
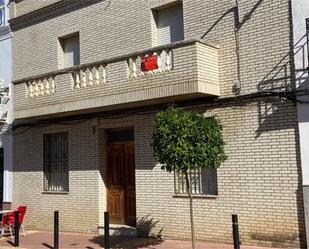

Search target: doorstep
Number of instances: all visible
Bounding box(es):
[97,224,137,237]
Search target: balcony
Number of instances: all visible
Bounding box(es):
[13,39,220,120]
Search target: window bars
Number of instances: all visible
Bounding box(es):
[174,168,218,196]
[43,133,69,192]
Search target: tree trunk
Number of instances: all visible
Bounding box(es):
[185,171,195,249]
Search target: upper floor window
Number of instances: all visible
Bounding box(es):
[0,0,5,27]
[59,33,80,68]
[153,3,184,45]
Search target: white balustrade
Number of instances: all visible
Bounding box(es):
[88,69,93,86]
[50,77,55,94]
[100,65,107,84]
[26,46,174,98]
[131,58,137,78]
[72,65,107,89]
[165,49,172,71]
[81,69,87,88]
[94,66,100,85]
[26,77,55,98]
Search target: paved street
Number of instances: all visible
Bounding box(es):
[0,231,283,249]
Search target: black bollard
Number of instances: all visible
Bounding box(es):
[54,211,59,249]
[14,211,20,247]
[232,214,240,249]
[104,212,110,249]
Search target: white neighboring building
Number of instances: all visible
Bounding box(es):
[293,0,309,245]
[0,0,12,210]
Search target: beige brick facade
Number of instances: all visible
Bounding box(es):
[10,0,306,248]
[12,100,305,248]
[13,0,61,17]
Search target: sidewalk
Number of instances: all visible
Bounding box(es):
[0,231,283,249]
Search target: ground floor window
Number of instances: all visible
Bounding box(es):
[174,168,218,195]
[43,132,69,192]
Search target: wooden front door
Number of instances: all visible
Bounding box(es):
[107,142,136,226]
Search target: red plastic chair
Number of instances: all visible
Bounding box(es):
[0,205,27,239]
[17,205,27,236]
[1,211,15,239]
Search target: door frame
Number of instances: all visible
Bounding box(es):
[105,128,136,226]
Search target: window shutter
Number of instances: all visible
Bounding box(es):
[63,35,80,67]
[157,4,184,45]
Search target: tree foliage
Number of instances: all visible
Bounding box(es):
[152,106,227,249]
[152,107,227,173]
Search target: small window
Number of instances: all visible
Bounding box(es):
[0,0,5,27]
[175,168,218,196]
[154,3,184,45]
[59,33,80,68]
[43,133,69,192]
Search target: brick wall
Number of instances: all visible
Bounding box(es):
[12,99,306,248]
[12,0,294,94]
[11,0,306,248]
[13,121,102,232]
[13,0,62,17]
[12,0,294,116]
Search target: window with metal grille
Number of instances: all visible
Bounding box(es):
[43,133,69,192]
[174,168,218,196]
[0,0,5,27]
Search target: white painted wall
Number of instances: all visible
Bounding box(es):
[292,0,309,185]
[0,0,12,203]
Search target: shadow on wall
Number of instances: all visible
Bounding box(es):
[88,216,163,249]
[201,2,307,247]
[255,31,309,138]
[136,215,163,237]
[201,0,264,39]
[201,0,264,95]
[250,178,307,249]
[252,33,308,249]
[250,232,300,248]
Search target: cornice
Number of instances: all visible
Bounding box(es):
[9,0,103,31]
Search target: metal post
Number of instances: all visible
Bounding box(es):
[306,18,309,70]
[232,214,240,249]
[104,211,110,249]
[14,211,20,247]
[54,211,59,249]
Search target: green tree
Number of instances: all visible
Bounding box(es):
[152,107,227,249]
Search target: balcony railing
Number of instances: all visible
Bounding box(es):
[71,50,173,90]
[13,39,220,120]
